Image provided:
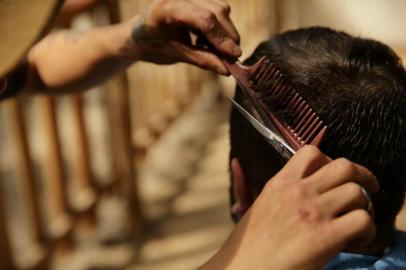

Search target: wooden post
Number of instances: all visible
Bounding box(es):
[0,167,13,270]
[105,0,143,234]
[35,96,73,256]
[3,98,50,269]
[70,95,96,229]
[105,76,143,235]
[4,99,45,241]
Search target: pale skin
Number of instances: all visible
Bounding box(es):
[23,1,380,269]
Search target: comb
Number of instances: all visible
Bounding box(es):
[224,56,327,151]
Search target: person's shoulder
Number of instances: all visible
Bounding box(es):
[374,230,406,269]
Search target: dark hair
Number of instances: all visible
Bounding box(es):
[229,27,406,230]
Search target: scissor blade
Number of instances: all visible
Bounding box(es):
[229,98,295,160]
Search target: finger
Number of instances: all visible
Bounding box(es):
[169,41,229,74]
[275,145,331,181]
[164,1,241,57]
[318,182,368,217]
[331,209,376,251]
[306,158,379,194]
[194,0,240,44]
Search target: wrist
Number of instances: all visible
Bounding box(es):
[98,17,142,62]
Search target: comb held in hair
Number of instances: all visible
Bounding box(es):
[224,56,327,151]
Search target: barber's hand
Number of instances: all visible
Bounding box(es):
[125,0,241,75]
[201,146,379,270]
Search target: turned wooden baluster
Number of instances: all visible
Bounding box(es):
[0,163,13,270]
[104,0,143,235]
[3,98,50,269]
[35,96,73,257]
[70,95,96,229]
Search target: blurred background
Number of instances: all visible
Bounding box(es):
[1,0,406,269]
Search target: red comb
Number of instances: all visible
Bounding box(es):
[225,56,327,151]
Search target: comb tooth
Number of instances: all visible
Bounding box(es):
[293,96,303,107]
[248,58,270,81]
[310,126,327,146]
[255,61,274,82]
[270,75,286,97]
[258,73,282,96]
[286,93,300,108]
[255,79,271,94]
[254,63,270,82]
[281,89,297,106]
[260,65,279,88]
[301,115,320,142]
[284,94,301,117]
[298,112,316,137]
[290,96,303,119]
[280,94,294,109]
[292,102,309,128]
[292,130,306,145]
[295,107,313,133]
[257,74,277,93]
[287,126,304,144]
[272,77,283,95]
[275,119,304,150]
[304,121,323,142]
[290,95,304,112]
[255,65,277,92]
[269,68,282,89]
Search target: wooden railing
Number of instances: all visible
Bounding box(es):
[0,1,189,269]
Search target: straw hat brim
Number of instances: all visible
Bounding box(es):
[0,0,63,77]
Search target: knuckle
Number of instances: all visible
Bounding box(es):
[291,184,306,199]
[356,210,372,227]
[200,11,217,32]
[301,145,322,159]
[196,60,211,70]
[347,182,363,198]
[298,179,312,193]
[334,158,355,173]
[218,3,231,15]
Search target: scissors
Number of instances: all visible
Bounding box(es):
[229,97,295,160]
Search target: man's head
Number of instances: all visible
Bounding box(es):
[229,27,406,237]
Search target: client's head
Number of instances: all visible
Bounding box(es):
[229,27,406,243]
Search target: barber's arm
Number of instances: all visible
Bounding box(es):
[200,146,379,270]
[26,0,241,94]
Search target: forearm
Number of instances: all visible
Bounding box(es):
[27,18,138,94]
[24,0,242,94]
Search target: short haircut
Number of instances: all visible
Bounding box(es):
[229,27,406,230]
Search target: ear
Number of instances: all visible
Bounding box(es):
[231,158,253,219]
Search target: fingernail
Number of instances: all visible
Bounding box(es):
[232,45,242,56]
[371,171,380,192]
[218,67,229,76]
